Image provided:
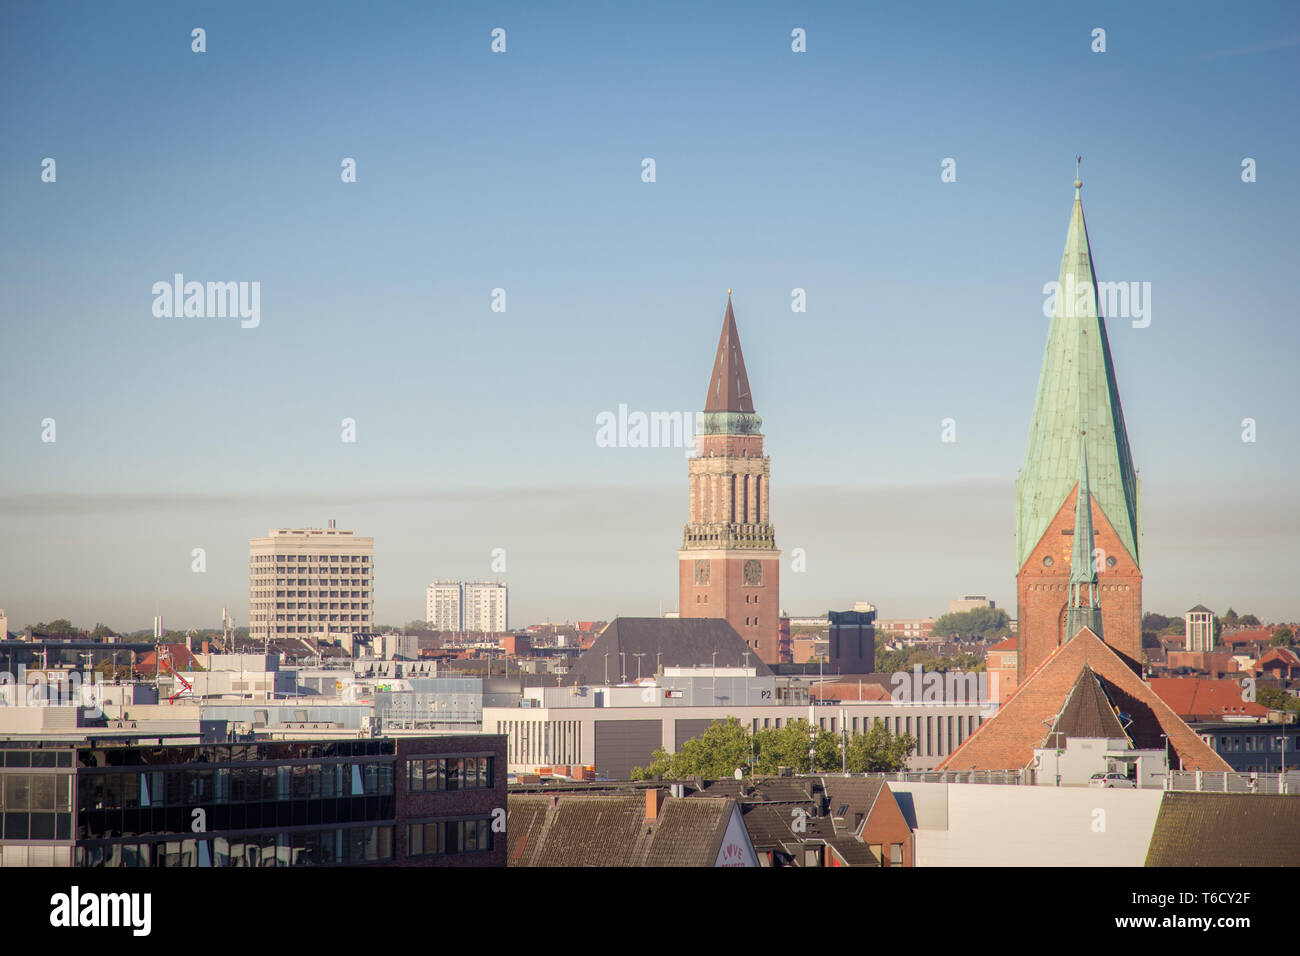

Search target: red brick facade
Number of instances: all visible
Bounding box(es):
[1017,484,1142,680]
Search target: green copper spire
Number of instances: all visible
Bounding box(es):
[1017,172,1141,573]
[1066,430,1104,641]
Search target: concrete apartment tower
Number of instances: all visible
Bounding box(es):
[1016,172,1142,681]
[249,522,374,643]
[678,293,781,664]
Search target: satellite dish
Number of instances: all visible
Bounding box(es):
[733,767,743,781]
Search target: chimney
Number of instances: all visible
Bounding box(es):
[548,794,559,811]
[646,788,667,821]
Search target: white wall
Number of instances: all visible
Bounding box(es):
[887,781,1164,866]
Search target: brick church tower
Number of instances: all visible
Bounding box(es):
[678,293,781,664]
[1016,173,1142,681]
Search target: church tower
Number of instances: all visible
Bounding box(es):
[1016,171,1142,681]
[678,293,781,664]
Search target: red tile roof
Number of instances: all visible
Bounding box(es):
[987,637,1018,652]
[939,629,1231,773]
[1147,678,1271,721]
[1221,629,1272,646]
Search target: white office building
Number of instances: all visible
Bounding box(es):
[249,522,374,642]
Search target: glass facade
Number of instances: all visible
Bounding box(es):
[406,818,494,857]
[1,740,398,867]
[407,755,494,793]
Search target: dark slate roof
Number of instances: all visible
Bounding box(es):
[697,777,819,804]
[704,295,755,413]
[739,804,835,852]
[1146,793,1300,867]
[506,793,737,867]
[566,617,773,685]
[1044,664,1131,745]
[1186,604,1213,614]
[828,837,882,867]
[820,777,887,835]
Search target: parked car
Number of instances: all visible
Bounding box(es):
[1088,772,1136,789]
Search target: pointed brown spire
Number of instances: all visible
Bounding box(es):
[704,292,755,413]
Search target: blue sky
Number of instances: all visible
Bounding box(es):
[1,1,1297,631]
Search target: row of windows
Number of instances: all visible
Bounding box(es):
[275,602,369,610]
[1211,735,1297,752]
[75,740,393,767]
[80,763,395,811]
[273,614,370,622]
[748,714,983,758]
[1,773,72,812]
[255,554,370,563]
[259,581,371,592]
[79,796,395,839]
[255,589,368,598]
[78,826,394,867]
[1,750,75,768]
[3,811,72,841]
[407,757,493,793]
[407,818,494,857]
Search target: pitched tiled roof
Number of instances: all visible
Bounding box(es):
[567,617,772,685]
[505,793,738,867]
[827,837,882,867]
[988,637,1018,652]
[1045,665,1130,744]
[1221,629,1271,646]
[939,629,1231,772]
[1148,678,1271,721]
[697,777,819,804]
[820,777,885,835]
[1146,793,1300,866]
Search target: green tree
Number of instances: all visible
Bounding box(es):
[1222,608,1239,627]
[1256,686,1300,712]
[929,608,1011,641]
[631,717,752,780]
[1240,614,1261,627]
[845,722,917,772]
[1142,612,1177,633]
[753,720,816,773]
[1271,626,1295,647]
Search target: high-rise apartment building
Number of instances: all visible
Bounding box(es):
[249,522,374,642]
[426,583,462,632]
[426,582,507,634]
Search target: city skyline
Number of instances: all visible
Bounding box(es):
[3,2,1298,631]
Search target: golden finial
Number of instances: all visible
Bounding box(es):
[727,288,732,296]
[1074,154,1082,190]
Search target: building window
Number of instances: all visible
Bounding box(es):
[407,818,494,858]
[407,756,494,793]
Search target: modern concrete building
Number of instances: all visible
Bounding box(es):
[426,582,507,633]
[249,522,374,643]
[949,596,995,614]
[485,681,991,779]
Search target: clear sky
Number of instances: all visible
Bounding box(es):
[1,1,1297,632]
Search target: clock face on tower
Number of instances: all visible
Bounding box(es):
[694,559,711,585]
[743,560,762,586]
